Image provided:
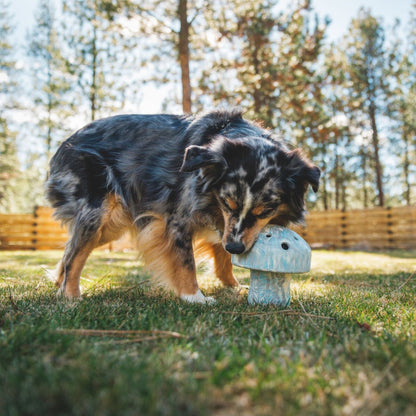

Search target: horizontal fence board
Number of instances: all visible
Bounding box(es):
[0,206,415,251]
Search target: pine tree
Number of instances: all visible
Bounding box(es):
[27,0,71,162]
[62,0,133,121]
[389,8,416,206]
[101,0,204,113]
[341,8,391,207]
[198,1,327,131]
[0,0,20,212]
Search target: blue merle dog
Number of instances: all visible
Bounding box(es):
[46,109,320,303]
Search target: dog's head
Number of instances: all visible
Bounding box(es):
[181,136,320,254]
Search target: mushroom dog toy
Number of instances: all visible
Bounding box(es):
[231,225,311,306]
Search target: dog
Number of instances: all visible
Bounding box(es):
[46,109,320,303]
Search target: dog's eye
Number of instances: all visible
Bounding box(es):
[251,204,278,219]
[225,198,238,211]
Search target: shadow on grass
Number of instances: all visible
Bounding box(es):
[2,256,416,416]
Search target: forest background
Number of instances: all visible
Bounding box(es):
[1,0,415,214]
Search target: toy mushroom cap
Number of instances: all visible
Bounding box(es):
[231,225,311,273]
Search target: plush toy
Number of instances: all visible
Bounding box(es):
[231,226,311,306]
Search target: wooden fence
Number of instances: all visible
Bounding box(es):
[0,207,130,251]
[0,206,415,251]
[293,206,416,250]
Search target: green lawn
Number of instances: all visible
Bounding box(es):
[1,249,416,416]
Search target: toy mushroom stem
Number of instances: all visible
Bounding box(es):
[249,270,291,306]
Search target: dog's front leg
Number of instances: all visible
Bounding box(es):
[170,231,215,304]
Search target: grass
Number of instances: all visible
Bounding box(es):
[1,249,416,416]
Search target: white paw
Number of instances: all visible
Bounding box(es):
[180,289,215,304]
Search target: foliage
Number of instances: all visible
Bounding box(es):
[0,0,20,212]
[198,0,327,134]
[0,250,416,414]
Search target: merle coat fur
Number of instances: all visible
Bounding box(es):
[46,109,320,303]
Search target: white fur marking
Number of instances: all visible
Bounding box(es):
[236,188,253,229]
[180,289,216,304]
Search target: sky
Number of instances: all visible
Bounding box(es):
[10,0,413,43]
[311,0,412,40]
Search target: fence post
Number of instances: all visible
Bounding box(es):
[386,207,393,249]
[341,210,347,249]
[33,205,39,250]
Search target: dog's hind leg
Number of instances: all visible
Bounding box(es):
[57,194,131,299]
[60,238,98,298]
[57,209,102,299]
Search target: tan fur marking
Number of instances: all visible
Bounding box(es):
[251,205,265,216]
[62,238,98,298]
[211,243,239,287]
[221,211,236,246]
[241,217,270,250]
[97,194,134,246]
[276,203,290,216]
[193,240,238,287]
[272,203,292,226]
[57,193,134,298]
[54,260,64,287]
[136,217,198,296]
[226,198,237,211]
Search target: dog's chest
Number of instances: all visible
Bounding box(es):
[194,228,222,245]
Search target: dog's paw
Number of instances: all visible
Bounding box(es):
[180,289,215,304]
[231,284,249,296]
[56,286,82,300]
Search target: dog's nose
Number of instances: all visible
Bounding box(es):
[225,242,245,254]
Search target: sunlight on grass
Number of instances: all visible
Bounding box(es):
[311,250,416,275]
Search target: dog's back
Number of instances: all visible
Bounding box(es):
[46,114,191,223]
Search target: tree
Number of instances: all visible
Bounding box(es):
[388,8,416,206]
[341,9,391,207]
[178,0,192,112]
[0,0,20,212]
[198,1,327,132]
[62,0,134,121]
[27,0,71,162]
[101,0,209,113]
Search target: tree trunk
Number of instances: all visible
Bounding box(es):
[369,102,384,206]
[178,0,191,113]
[334,143,340,210]
[362,148,368,209]
[341,180,347,211]
[403,129,411,205]
[90,25,97,121]
[46,58,52,163]
[320,148,328,210]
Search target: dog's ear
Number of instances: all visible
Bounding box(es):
[279,149,321,193]
[180,145,226,172]
[180,145,228,191]
[304,165,321,193]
